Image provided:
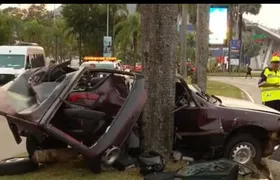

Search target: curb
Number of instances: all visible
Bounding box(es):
[239,87,255,103]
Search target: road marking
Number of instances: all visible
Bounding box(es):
[240,88,255,103]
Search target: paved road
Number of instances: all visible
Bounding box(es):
[0,116,26,160]
[208,76,261,104]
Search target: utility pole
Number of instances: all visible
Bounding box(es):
[195,4,209,92]
[238,6,243,69]
[106,4,109,36]
[54,4,58,62]
[179,4,188,77]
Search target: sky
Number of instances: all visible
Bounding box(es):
[1,4,280,29]
[0,4,61,11]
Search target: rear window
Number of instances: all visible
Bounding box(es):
[0,55,25,68]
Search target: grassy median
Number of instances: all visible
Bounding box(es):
[0,81,245,180]
[207,80,244,99]
[186,78,244,99]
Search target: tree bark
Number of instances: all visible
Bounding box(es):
[194,4,209,92]
[139,4,177,158]
[78,31,82,65]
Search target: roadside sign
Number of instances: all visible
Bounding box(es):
[251,34,267,40]
[230,58,239,65]
[103,36,112,57]
[229,40,241,66]
[230,40,241,51]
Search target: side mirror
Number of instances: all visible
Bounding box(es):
[25,64,31,69]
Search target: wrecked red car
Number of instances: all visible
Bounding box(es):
[0,60,279,175]
[175,83,280,165]
[0,61,146,173]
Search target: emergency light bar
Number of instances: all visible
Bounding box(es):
[83,56,117,61]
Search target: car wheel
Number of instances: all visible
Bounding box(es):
[224,134,262,165]
[0,157,39,175]
[26,135,68,158]
[85,155,102,174]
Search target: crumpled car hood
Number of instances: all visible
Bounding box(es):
[218,96,280,114]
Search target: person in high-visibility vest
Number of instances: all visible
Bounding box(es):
[258,53,280,110]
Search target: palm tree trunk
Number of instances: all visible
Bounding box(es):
[78,32,82,65]
[55,35,58,62]
[112,13,115,56]
[139,4,177,158]
[193,4,209,92]
[179,4,188,77]
[133,37,137,66]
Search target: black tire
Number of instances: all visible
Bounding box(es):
[0,157,39,176]
[224,133,262,165]
[85,156,102,174]
[26,135,68,158]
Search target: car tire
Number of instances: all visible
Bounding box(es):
[224,133,262,165]
[0,157,39,176]
[26,135,68,158]
[85,155,102,174]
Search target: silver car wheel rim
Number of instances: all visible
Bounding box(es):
[231,142,256,164]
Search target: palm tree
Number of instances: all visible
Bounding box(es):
[139,4,178,158]
[22,19,44,43]
[109,4,128,56]
[178,4,197,25]
[114,12,140,65]
[228,4,261,38]
[0,11,13,45]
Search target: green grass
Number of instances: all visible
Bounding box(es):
[206,80,244,99]
[186,78,244,99]
[0,80,245,180]
[208,72,260,77]
[0,158,186,180]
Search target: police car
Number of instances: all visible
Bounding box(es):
[80,57,123,70]
[80,56,132,89]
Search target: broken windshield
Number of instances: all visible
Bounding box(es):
[188,84,222,104]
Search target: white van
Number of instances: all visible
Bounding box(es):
[0,45,46,83]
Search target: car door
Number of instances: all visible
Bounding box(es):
[174,104,211,151]
[174,76,223,153]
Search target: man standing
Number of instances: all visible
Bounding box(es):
[245,64,252,79]
[258,54,280,111]
[48,60,56,68]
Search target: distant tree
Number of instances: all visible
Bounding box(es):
[2,7,28,19]
[61,4,95,63]
[110,4,128,56]
[231,4,262,38]
[186,33,196,63]
[0,12,13,45]
[243,32,261,58]
[22,19,44,43]
[114,13,140,64]
[26,4,48,20]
